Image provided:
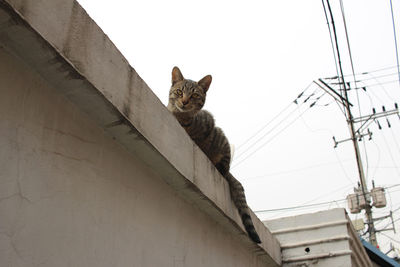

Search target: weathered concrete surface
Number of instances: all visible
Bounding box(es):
[264,209,372,267]
[0,0,281,266]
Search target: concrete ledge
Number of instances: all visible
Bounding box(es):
[264,209,371,266]
[0,0,281,265]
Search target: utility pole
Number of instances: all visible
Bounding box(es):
[316,79,399,247]
[326,74,378,246]
[340,86,378,246]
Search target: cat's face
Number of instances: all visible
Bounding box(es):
[169,66,212,113]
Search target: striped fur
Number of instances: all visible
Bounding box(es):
[167,66,261,243]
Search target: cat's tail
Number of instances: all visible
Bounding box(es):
[224,172,261,243]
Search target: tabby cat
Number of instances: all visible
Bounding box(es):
[167,66,261,243]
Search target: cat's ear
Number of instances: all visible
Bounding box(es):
[198,75,212,93]
[172,66,184,85]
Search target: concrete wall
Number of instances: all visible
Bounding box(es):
[0,0,280,266]
[264,209,372,267]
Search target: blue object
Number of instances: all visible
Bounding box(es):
[360,238,400,267]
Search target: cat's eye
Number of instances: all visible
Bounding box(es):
[175,89,183,96]
[191,93,200,99]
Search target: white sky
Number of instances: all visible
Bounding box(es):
[77,0,400,254]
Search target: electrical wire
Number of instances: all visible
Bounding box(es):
[325,0,348,96]
[361,72,396,100]
[369,139,383,181]
[234,83,315,161]
[325,65,399,80]
[232,84,322,165]
[258,184,400,219]
[257,183,354,219]
[353,79,399,90]
[380,232,400,246]
[357,81,386,105]
[389,0,400,87]
[242,158,353,180]
[334,149,356,184]
[255,198,347,213]
[339,0,360,113]
[234,106,299,159]
[235,101,293,151]
[374,203,400,228]
[321,0,341,93]
[380,132,400,178]
[231,106,312,169]
[338,0,396,185]
[350,72,399,83]
[328,71,397,110]
[389,127,400,156]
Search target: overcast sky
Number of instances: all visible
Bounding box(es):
[77,0,400,253]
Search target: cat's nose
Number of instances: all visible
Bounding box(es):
[182,98,189,105]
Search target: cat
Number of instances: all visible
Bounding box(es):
[167,66,261,244]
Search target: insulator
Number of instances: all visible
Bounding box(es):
[362,86,366,91]
[395,103,398,109]
[383,106,386,112]
[387,118,391,128]
[372,108,376,114]
[378,121,382,130]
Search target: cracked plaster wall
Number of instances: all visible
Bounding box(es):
[0,43,268,266]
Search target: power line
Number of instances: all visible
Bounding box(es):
[232,85,325,167]
[334,149,357,184]
[386,184,400,190]
[375,204,400,228]
[236,103,296,151]
[380,132,400,178]
[328,72,397,90]
[380,232,400,246]
[321,0,341,91]
[354,79,399,89]
[362,71,400,102]
[389,0,400,87]
[352,72,399,83]
[235,83,314,152]
[357,81,389,105]
[389,127,400,156]
[339,0,371,184]
[242,158,353,180]
[370,138,383,180]
[325,65,399,80]
[231,106,312,169]
[339,0,358,102]
[326,72,398,103]
[234,106,301,160]
[255,198,347,213]
[256,184,400,215]
[324,0,348,96]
